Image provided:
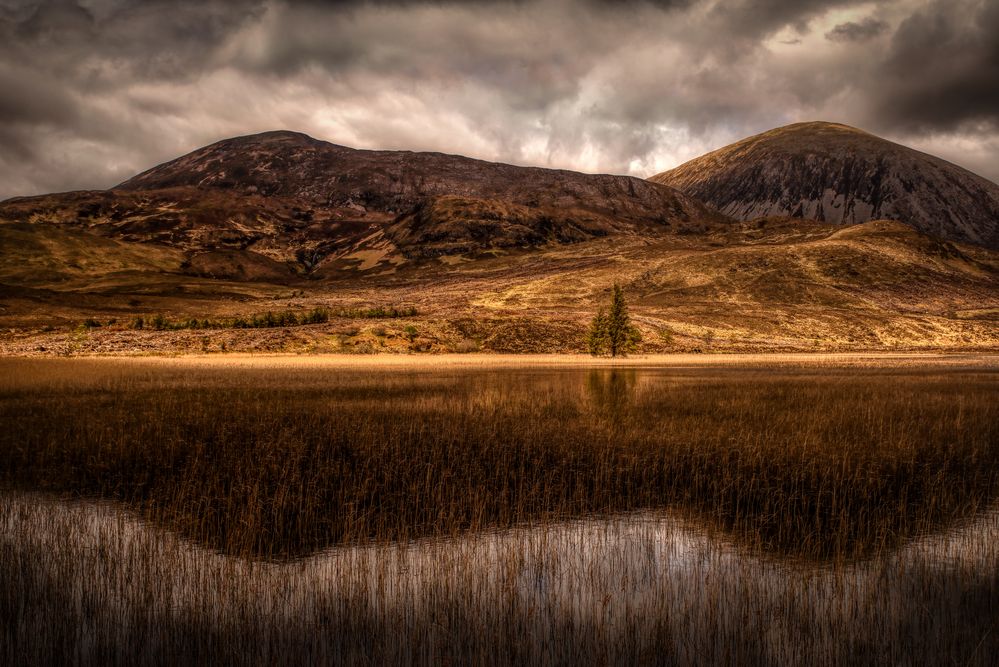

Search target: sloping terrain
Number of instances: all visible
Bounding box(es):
[1,218,996,355]
[650,122,999,249]
[385,195,619,259]
[0,187,380,275]
[117,130,719,234]
[0,127,997,354]
[0,131,721,277]
[0,222,185,288]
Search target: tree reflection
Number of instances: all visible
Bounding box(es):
[585,369,638,422]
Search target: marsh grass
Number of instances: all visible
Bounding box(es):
[2,361,997,560]
[2,358,998,664]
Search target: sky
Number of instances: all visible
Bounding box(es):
[0,0,997,199]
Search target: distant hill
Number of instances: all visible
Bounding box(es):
[0,131,721,274]
[650,122,999,249]
[117,130,717,232]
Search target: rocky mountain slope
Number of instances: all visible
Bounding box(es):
[0,131,721,276]
[650,122,999,249]
[118,131,717,232]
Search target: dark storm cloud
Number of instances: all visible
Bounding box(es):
[0,0,997,200]
[0,64,78,126]
[705,0,866,41]
[825,17,888,41]
[0,0,264,81]
[872,0,999,132]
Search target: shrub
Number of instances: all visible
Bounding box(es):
[124,306,400,332]
[453,338,480,353]
[300,308,330,325]
[588,309,609,356]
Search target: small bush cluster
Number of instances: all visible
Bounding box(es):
[122,306,418,332]
[350,306,418,319]
[231,308,331,329]
[452,338,480,353]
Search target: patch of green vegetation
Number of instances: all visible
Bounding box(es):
[113,306,419,332]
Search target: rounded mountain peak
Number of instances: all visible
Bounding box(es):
[650,122,999,248]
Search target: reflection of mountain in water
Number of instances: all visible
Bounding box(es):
[3,492,998,665]
[662,442,999,562]
[4,366,998,561]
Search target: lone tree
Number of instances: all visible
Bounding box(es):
[588,284,641,357]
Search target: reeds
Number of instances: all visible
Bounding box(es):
[3,362,997,559]
[1,359,998,664]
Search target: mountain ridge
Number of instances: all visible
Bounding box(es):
[0,130,728,277]
[116,130,721,233]
[0,130,723,275]
[650,121,999,249]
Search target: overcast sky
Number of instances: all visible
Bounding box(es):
[0,0,997,199]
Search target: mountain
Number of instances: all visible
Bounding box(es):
[0,127,997,354]
[649,122,999,249]
[118,131,717,230]
[0,132,722,276]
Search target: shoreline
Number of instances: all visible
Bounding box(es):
[3,351,998,370]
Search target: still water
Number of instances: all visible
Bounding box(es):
[2,358,998,664]
[3,491,997,664]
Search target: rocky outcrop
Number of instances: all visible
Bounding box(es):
[385,195,622,259]
[650,122,999,249]
[117,130,722,235]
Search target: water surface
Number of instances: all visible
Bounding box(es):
[2,358,998,664]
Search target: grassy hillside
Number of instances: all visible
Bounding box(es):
[1,218,996,354]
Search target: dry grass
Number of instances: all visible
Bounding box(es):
[2,220,997,355]
[2,357,998,664]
